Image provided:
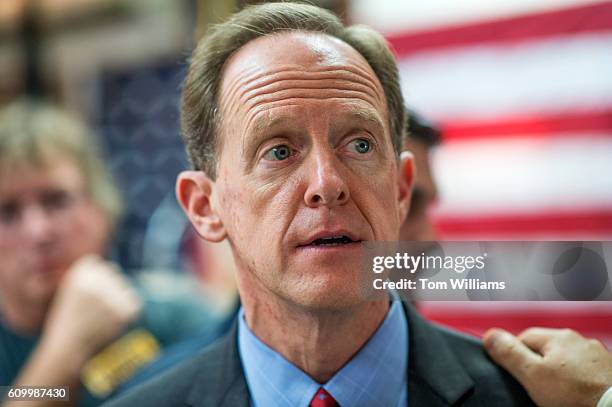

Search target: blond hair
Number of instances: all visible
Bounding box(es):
[0,99,123,225]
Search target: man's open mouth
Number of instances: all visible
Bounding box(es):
[301,235,360,247]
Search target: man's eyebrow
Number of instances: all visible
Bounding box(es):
[251,112,290,135]
[347,106,384,126]
[334,105,386,133]
[241,111,295,158]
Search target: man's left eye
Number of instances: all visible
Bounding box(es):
[348,138,371,154]
[263,145,293,161]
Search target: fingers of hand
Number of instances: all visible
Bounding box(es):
[519,327,584,356]
[57,255,141,324]
[483,328,541,384]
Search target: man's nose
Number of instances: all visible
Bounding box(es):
[303,149,350,208]
[20,205,54,245]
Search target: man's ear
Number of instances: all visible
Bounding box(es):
[176,171,226,242]
[397,151,415,225]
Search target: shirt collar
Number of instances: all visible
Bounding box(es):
[238,300,408,407]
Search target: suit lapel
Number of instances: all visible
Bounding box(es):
[405,304,474,406]
[186,321,250,407]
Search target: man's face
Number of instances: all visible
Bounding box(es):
[0,156,110,309]
[399,138,438,241]
[209,32,410,309]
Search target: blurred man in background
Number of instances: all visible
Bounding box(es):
[0,99,139,406]
[0,99,224,406]
[400,110,440,242]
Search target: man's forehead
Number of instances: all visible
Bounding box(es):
[220,31,382,95]
[0,157,82,191]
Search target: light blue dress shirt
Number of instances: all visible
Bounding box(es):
[238,300,408,407]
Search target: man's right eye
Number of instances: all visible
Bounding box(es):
[41,190,73,212]
[0,202,20,226]
[263,145,293,161]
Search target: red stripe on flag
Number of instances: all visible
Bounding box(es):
[387,1,612,57]
[419,311,612,341]
[439,110,612,142]
[435,210,612,236]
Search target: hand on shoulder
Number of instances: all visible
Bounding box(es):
[484,327,612,407]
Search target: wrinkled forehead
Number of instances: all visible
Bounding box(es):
[219,31,387,112]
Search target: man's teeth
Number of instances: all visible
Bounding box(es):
[311,235,353,245]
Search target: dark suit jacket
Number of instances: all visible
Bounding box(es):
[103,304,536,406]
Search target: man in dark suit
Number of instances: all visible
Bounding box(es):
[101,2,580,406]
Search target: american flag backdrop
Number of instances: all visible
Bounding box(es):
[352,0,612,344]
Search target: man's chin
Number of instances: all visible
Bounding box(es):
[283,269,370,311]
[25,271,62,304]
[293,242,363,266]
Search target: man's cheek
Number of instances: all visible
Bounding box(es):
[240,176,294,219]
[372,180,402,239]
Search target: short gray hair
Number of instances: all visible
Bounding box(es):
[181,1,406,178]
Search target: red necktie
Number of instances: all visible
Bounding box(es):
[309,388,339,407]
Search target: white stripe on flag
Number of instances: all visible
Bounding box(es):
[431,134,612,215]
[398,32,612,122]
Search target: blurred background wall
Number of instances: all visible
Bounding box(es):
[1,0,611,343]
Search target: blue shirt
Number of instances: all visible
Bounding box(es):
[238,300,408,407]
